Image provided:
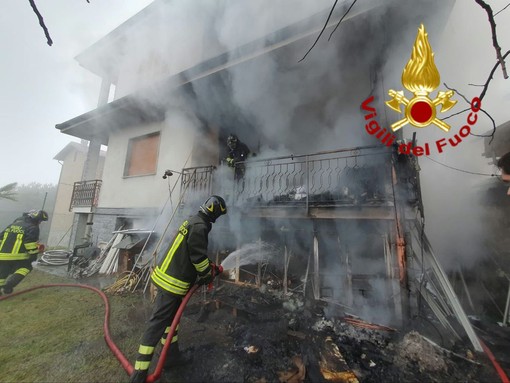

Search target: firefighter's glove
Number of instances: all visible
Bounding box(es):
[226,157,235,167]
[38,243,46,253]
[197,269,214,285]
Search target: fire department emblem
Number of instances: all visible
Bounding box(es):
[385,24,457,132]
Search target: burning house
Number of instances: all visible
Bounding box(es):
[53,0,510,364]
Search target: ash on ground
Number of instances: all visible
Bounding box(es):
[156,283,502,383]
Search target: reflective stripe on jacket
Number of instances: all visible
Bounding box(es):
[0,216,40,261]
[151,213,212,296]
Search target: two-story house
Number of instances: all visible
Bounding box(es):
[55,0,489,350]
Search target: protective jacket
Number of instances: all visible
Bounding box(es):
[226,141,250,166]
[0,215,40,261]
[151,212,212,296]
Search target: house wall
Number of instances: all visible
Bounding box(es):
[98,120,196,209]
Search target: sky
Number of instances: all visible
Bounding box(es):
[0,0,153,186]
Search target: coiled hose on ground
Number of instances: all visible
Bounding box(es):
[38,250,72,266]
[0,283,199,383]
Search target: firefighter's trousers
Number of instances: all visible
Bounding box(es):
[133,288,182,373]
[0,259,33,293]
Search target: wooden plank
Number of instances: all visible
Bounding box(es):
[242,206,416,220]
[319,336,359,382]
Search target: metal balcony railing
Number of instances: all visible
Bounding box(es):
[233,146,393,208]
[180,146,396,209]
[179,166,215,206]
[70,180,102,211]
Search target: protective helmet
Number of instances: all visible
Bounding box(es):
[227,134,238,149]
[27,210,49,223]
[199,195,227,222]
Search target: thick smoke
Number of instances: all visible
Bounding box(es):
[92,0,510,323]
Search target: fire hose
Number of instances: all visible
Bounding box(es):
[0,265,223,383]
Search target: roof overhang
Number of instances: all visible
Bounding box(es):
[74,2,156,81]
[56,96,166,145]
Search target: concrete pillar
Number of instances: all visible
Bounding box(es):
[98,77,111,106]
[82,140,101,181]
[79,77,111,244]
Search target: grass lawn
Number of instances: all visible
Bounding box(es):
[0,270,151,383]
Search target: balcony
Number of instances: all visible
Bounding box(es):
[180,146,417,219]
[70,180,102,213]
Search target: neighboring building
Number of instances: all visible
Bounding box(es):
[47,141,105,248]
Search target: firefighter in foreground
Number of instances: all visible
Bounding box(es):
[225,134,250,181]
[129,195,227,383]
[0,209,48,294]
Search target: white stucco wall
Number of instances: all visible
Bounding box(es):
[98,117,197,209]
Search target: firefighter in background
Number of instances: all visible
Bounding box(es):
[225,134,250,181]
[129,195,227,383]
[0,209,48,294]
[498,151,510,195]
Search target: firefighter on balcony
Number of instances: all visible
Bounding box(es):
[129,195,227,383]
[0,210,48,295]
[225,134,250,181]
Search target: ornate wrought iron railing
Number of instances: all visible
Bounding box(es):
[69,180,102,211]
[233,146,393,208]
[179,166,215,206]
[180,146,396,209]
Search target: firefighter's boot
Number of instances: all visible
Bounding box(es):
[164,344,193,369]
[129,369,148,383]
[3,273,25,294]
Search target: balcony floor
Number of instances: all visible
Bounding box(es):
[239,203,416,220]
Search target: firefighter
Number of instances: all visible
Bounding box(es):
[225,134,250,180]
[497,151,510,195]
[129,195,227,383]
[0,209,48,295]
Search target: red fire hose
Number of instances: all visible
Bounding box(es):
[479,338,510,383]
[0,282,199,383]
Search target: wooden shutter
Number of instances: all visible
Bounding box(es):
[125,133,160,176]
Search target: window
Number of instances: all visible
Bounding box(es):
[124,132,160,177]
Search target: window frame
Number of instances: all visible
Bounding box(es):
[123,132,161,178]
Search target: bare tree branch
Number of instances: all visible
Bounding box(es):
[444,83,496,143]
[28,0,53,46]
[494,2,510,16]
[328,0,358,41]
[479,49,510,100]
[474,0,508,78]
[27,0,91,46]
[298,0,357,62]
[442,107,470,121]
[298,0,339,62]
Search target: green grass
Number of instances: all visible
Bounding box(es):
[0,270,151,383]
